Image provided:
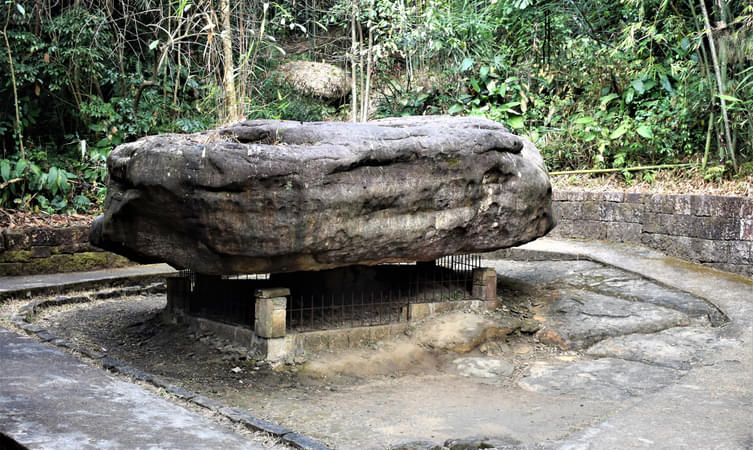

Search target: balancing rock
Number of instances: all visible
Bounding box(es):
[90,116,555,275]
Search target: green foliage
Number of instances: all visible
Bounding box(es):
[0,1,214,212]
[246,74,336,122]
[0,146,106,213]
[376,0,750,173]
[703,165,727,182]
[375,76,455,118]
[1,0,752,217]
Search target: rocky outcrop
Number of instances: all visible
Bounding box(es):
[276,61,350,100]
[90,116,555,275]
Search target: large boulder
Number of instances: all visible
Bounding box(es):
[276,61,350,100]
[90,116,555,275]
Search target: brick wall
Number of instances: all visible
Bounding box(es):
[551,190,753,278]
[0,226,131,276]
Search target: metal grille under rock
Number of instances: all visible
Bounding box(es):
[168,255,481,332]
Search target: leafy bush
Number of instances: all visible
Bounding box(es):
[0,145,105,213]
[246,73,337,122]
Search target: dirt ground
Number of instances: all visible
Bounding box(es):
[3,275,603,449]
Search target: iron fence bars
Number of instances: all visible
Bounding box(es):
[409,254,480,303]
[171,271,275,327]
[286,288,410,332]
[285,255,482,332]
[169,254,482,333]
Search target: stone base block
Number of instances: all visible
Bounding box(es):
[255,297,287,339]
[472,267,498,302]
[262,336,298,362]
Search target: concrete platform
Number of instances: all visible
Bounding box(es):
[0,264,176,300]
[0,326,262,449]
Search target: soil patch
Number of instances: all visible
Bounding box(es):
[550,170,753,196]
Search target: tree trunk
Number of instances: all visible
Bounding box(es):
[220,0,238,122]
[2,5,24,158]
[350,8,358,123]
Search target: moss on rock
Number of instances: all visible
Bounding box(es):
[0,251,132,276]
[0,250,34,263]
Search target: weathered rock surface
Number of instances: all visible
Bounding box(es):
[518,358,682,401]
[444,436,522,449]
[490,259,725,324]
[535,289,690,350]
[389,441,443,450]
[277,61,351,99]
[90,116,554,275]
[585,326,737,370]
[453,357,514,378]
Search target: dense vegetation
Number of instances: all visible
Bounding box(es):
[1,0,751,214]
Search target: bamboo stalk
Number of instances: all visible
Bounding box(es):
[361,24,373,123]
[220,0,238,122]
[358,18,365,122]
[685,1,713,84]
[699,0,737,173]
[549,163,696,176]
[702,111,714,170]
[247,2,268,86]
[350,8,358,123]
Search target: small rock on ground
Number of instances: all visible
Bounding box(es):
[453,357,514,378]
[276,61,350,99]
[444,436,522,449]
[415,312,523,353]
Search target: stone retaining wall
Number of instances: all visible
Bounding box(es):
[0,226,131,276]
[550,190,753,277]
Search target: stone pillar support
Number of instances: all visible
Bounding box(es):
[254,288,289,339]
[472,267,498,302]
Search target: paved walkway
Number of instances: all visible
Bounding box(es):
[0,326,262,449]
[0,264,175,299]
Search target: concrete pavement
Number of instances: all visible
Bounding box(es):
[0,325,264,449]
[1,238,751,449]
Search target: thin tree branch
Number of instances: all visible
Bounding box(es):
[0,177,23,190]
[2,4,25,159]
